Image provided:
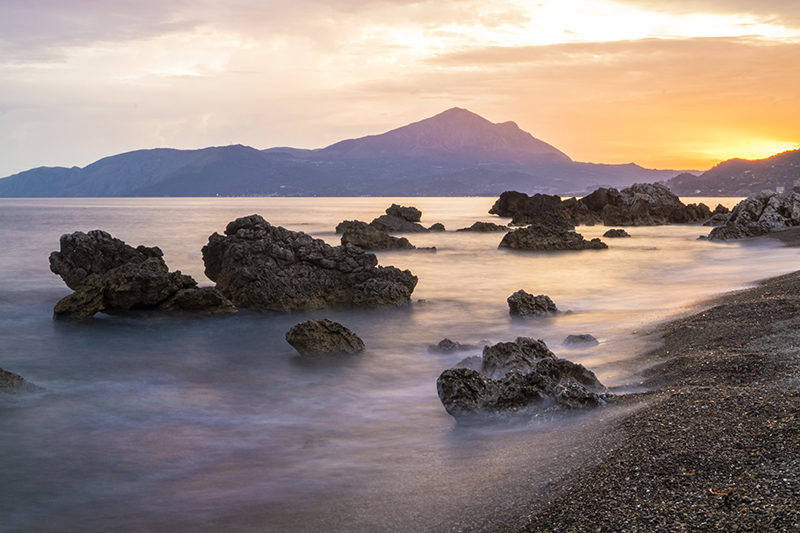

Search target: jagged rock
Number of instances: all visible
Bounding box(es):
[338,220,415,250]
[456,221,508,232]
[703,213,733,227]
[603,228,630,238]
[563,334,599,346]
[499,225,608,251]
[49,229,166,290]
[454,356,483,371]
[428,223,446,231]
[385,203,422,222]
[51,232,236,319]
[712,204,731,215]
[285,319,365,356]
[436,337,607,423]
[427,338,480,354]
[369,214,429,233]
[507,290,558,318]
[202,214,417,311]
[1,368,43,395]
[708,191,800,240]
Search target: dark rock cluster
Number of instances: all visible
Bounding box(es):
[436,337,608,424]
[285,319,365,356]
[707,190,800,240]
[499,225,608,251]
[202,214,417,311]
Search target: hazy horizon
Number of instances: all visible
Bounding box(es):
[2,1,800,178]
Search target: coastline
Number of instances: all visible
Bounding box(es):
[482,249,800,531]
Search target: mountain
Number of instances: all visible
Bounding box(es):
[0,108,683,197]
[665,149,800,196]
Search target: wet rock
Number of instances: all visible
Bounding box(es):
[500,225,608,251]
[202,214,417,311]
[563,334,600,346]
[49,229,166,290]
[428,223,446,231]
[708,191,800,240]
[159,287,238,314]
[603,228,630,238]
[436,337,607,423]
[338,220,416,250]
[427,338,480,354]
[456,221,508,232]
[507,290,558,318]
[385,203,422,222]
[1,368,44,395]
[285,319,365,356]
[369,214,429,233]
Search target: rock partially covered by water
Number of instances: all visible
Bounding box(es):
[436,337,608,423]
[563,334,600,347]
[603,228,631,238]
[428,223,446,232]
[507,290,558,318]
[1,368,44,395]
[385,203,422,222]
[285,319,366,356]
[499,225,608,251]
[428,338,480,354]
[50,229,166,290]
[338,220,415,250]
[369,204,429,233]
[51,232,236,319]
[456,221,508,232]
[202,214,418,311]
[708,191,800,240]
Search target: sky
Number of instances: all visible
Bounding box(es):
[1,0,800,177]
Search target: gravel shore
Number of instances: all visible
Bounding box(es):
[483,267,800,533]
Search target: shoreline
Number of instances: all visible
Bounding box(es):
[481,265,800,531]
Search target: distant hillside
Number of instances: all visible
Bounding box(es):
[0,108,683,197]
[666,149,800,196]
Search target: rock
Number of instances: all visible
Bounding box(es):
[507,290,558,318]
[51,232,237,319]
[428,223,446,231]
[436,337,607,423]
[712,204,731,215]
[427,338,480,354]
[453,355,483,372]
[49,229,166,290]
[1,368,43,395]
[369,214,429,233]
[603,228,630,238]
[385,203,422,222]
[338,220,415,250]
[499,225,608,251]
[202,214,417,311]
[563,334,600,346]
[285,319,365,356]
[708,191,800,240]
[703,213,733,227]
[456,221,508,232]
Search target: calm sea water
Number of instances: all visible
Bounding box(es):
[0,197,795,532]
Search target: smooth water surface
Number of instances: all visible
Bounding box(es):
[0,197,795,532]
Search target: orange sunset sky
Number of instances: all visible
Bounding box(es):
[1,0,799,177]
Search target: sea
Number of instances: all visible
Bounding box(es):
[0,197,796,532]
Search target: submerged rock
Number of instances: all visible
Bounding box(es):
[285,319,366,356]
[500,225,608,251]
[427,338,480,354]
[338,220,416,250]
[202,214,417,311]
[436,337,608,424]
[563,334,600,347]
[1,368,44,395]
[507,290,558,318]
[603,228,631,238]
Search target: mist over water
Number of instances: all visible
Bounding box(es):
[0,197,794,532]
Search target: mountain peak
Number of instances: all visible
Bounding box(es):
[321,108,571,162]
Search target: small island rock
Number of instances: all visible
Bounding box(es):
[456,221,508,232]
[338,220,416,250]
[603,229,630,238]
[285,319,366,356]
[507,290,558,318]
[563,334,600,346]
[499,225,608,251]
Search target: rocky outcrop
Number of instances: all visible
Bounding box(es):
[338,220,415,250]
[386,203,422,222]
[285,319,366,356]
[51,231,236,319]
[456,221,508,232]
[436,337,608,423]
[563,334,599,346]
[490,184,712,228]
[603,229,630,238]
[202,214,418,311]
[708,191,800,240]
[1,368,43,395]
[499,225,608,251]
[507,290,558,318]
[427,338,480,354]
[369,204,429,233]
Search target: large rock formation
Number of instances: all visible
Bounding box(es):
[337,220,415,250]
[507,290,558,318]
[436,337,608,423]
[490,183,712,227]
[202,214,418,311]
[285,319,366,356]
[1,368,43,395]
[50,231,236,319]
[708,191,800,240]
[499,225,608,251]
